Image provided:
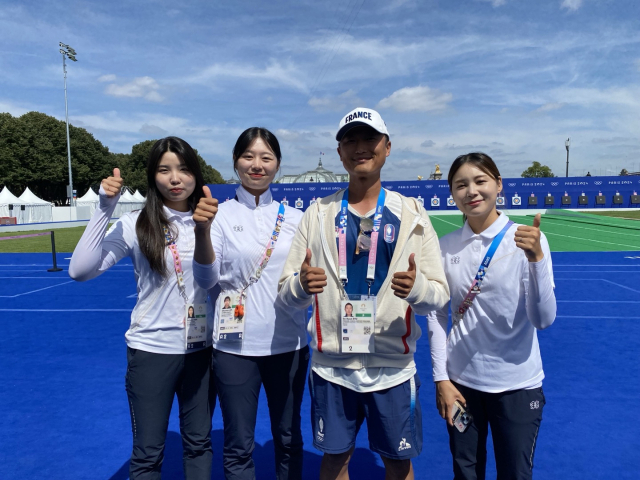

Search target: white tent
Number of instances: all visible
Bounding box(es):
[18,187,53,223]
[0,187,37,224]
[114,188,145,217]
[0,187,25,222]
[133,190,146,202]
[76,187,100,216]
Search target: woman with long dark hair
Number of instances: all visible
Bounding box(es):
[69,136,218,480]
[192,127,309,479]
[427,152,557,480]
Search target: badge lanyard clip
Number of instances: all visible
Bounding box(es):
[338,188,386,295]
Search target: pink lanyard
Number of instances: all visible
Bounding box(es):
[338,188,386,294]
[237,202,286,305]
[163,224,188,304]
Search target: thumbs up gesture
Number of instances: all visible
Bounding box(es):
[515,213,544,262]
[391,253,417,299]
[300,248,327,295]
[193,186,219,231]
[101,168,124,198]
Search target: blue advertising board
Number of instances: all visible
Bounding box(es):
[209,176,640,211]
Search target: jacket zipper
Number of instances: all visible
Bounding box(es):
[317,209,347,299]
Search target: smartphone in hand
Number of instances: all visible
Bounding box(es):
[452,401,473,433]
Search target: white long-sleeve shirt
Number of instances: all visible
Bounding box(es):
[427,213,556,393]
[193,185,308,356]
[69,189,213,354]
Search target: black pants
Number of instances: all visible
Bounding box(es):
[125,346,216,480]
[212,346,310,480]
[448,382,546,480]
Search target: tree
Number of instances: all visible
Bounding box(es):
[620,168,629,176]
[0,111,114,203]
[0,113,30,190]
[200,157,225,185]
[0,112,224,203]
[521,161,555,178]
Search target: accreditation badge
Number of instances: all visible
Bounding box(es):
[185,303,208,350]
[340,295,376,353]
[217,291,245,343]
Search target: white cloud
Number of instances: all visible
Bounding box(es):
[561,0,583,11]
[534,102,566,113]
[591,137,635,145]
[421,140,435,147]
[384,0,416,10]
[139,124,169,136]
[274,129,314,142]
[72,111,189,134]
[187,61,307,93]
[377,85,452,113]
[98,74,117,83]
[0,100,30,117]
[308,90,362,112]
[478,0,507,6]
[550,86,640,109]
[104,77,164,102]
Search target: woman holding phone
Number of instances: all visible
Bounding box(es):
[427,152,556,480]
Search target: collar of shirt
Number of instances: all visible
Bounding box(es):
[236,184,273,208]
[460,211,510,242]
[163,205,194,224]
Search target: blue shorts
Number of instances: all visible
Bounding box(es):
[309,370,422,460]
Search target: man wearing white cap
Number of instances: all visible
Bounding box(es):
[279,108,449,479]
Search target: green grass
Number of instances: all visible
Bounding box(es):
[1,209,639,254]
[0,227,87,253]
[587,210,640,220]
[429,211,640,252]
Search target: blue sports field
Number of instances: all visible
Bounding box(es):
[1,246,639,478]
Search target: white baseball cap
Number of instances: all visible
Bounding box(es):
[336,107,389,141]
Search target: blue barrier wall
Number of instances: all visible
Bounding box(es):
[209,176,640,212]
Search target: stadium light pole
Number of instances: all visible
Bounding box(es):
[59,42,77,206]
[565,138,570,178]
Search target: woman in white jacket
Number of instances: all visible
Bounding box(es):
[69,137,217,480]
[427,152,556,480]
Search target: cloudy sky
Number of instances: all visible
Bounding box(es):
[1,0,639,181]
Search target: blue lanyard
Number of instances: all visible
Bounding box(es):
[474,220,513,285]
[338,188,386,289]
[455,219,513,319]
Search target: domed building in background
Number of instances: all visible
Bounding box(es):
[277,158,349,184]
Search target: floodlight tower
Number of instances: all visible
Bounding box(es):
[565,138,570,178]
[59,42,77,205]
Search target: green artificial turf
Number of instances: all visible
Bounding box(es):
[1,208,639,254]
[0,227,87,253]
